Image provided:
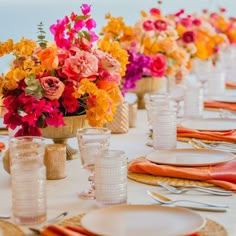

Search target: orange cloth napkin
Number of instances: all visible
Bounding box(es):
[177,126,236,143]
[41,223,200,236]
[128,158,236,191]
[204,100,236,112]
[41,225,98,236]
[0,142,5,151]
[226,81,236,89]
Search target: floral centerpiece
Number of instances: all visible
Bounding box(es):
[0,4,128,136]
[100,7,192,94]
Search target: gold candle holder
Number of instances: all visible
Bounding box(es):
[44,144,66,180]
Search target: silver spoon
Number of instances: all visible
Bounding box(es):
[157,181,233,196]
[147,190,228,211]
[0,215,11,219]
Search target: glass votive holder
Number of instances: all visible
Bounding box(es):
[152,109,176,150]
[9,136,47,225]
[95,150,127,207]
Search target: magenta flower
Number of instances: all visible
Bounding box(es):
[80,4,91,15]
[85,18,96,31]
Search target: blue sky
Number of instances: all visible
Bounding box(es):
[1,0,236,71]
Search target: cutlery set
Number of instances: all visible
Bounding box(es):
[157,181,233,196]
[147,190,229,212]
[189,138,236,154]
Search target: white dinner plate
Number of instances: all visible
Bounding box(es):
[209,95,236,103]
[146,149,235,167]
[81,204,205,236]
[180,118,236,131]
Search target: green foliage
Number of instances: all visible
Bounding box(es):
[37,22,47,49]
[25,74,44,99]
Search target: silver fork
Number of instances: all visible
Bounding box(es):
[157,181,233,196]
[190,138,236,153]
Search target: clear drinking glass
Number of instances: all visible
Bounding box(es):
[95,150,127,207]
[144,92,170,128]
[76,127,111,200]
[10,136,46,225]
[152,109,177,150]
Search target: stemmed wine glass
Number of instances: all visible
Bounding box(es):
[76,127,111,200]
[192,59,212,96]
[168,75,186,119]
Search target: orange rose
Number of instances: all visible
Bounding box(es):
[37,47,58,70]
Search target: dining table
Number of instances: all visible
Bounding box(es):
[0,105,235,235]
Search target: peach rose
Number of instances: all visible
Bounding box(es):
[62,47,98,81]
[40,76,65,100]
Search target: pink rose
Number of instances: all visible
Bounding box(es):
[154,19,167,31]
[94,49,121,83]
[180,17,192,28]
[192,18,201,26]
[150,8,161,16]
[40,76,65,100]
[143,20,154,31]
[149,54,167,77]
[182,31,195,43]
[62,47,98,81]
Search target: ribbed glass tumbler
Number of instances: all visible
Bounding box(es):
[152,110,177,150]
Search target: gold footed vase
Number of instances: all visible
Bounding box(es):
[132,77,164,109]
[41,115,89,160]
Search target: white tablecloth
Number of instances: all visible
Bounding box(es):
[0,109,235,236]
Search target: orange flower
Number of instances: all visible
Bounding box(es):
[37,46,58,70]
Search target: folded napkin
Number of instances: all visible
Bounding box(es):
[177,126,236,143]
[204,100,236,112]
[226,81,236,89]
[41,224,98,236]
[128,158,236,191]
[0,142,5,151]
[41,223,199,236]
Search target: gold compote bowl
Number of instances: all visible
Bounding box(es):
[41,115,89,160]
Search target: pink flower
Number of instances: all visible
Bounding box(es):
[150,8,161,16]
[175,9,185,17]
[143,20,154,31]
[74,20,85,31]
[182,31,195,43]
[40,76,65,100]
[154,19,167,31]
[192,18,201,26]
[85,18,96,31]
[180,17,192,28]
[94,49,121,83]
[45,112,65,127]
[62,47,98,81]
[149,54,167,77]
[94,50,120,74]
[80,4,91,15]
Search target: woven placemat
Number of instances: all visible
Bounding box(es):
[128,172,215,187]
[0,219,24,236]
[58,213,227,236]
